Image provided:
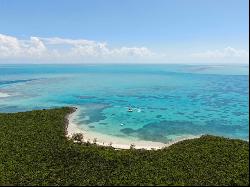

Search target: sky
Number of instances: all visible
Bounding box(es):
[0,0,249,64]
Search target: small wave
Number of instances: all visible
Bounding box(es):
[0,92,10,98]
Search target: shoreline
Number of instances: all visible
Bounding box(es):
[65,107,201,150]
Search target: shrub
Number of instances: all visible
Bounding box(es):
[72,133,84,143]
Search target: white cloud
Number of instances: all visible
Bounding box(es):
[39,37,97,46]
[0,34,248,64]
[190,46,249,59]
[0,34,154,62]
[111,47,153,57]
[0,34,48,59]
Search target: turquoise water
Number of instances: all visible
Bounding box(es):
[0,64,249,143]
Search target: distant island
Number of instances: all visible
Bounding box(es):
[0,107,248,186]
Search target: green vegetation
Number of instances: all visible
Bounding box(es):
[0,107,249,186]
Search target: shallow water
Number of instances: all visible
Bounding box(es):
[0,64,249,143]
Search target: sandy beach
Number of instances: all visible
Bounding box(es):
[66,108,201,150]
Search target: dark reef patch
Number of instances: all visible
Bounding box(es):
[159,108,167,111]
[0,79,37,86]
[77,96,97,99]
[0,105,25,113]
[120,119,249,143]
[79,103,110,124]
[99,122,107,125]
[115,99,128,103]
[120,128,136,135]
[232,111,246,116]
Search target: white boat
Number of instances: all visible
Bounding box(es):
[128,107,133,112]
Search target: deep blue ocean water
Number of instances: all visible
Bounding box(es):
[0,64,249,143]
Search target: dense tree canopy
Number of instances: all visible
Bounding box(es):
[0,107,248,186]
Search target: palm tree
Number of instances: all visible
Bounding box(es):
[93,138,97,144]
[130,143,135,149]
[72,133,84,143]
